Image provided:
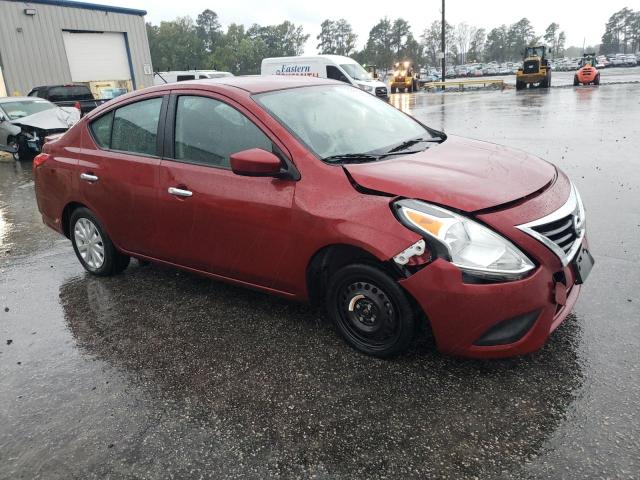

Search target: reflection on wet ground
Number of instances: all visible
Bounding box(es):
[1,83,639,479]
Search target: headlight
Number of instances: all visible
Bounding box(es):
[360,84,373,92]
[393,199,535,281]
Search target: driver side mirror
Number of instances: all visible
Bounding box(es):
[230,148,282,177]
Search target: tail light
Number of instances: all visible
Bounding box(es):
[33,153,50,170]
[74,101,81,111]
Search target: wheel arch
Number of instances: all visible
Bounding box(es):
[61,201,89,238]
[305,243,401,306]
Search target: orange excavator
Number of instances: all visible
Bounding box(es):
[574,53,600,86]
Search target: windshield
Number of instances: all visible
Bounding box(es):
[340,63,372,82]
[0,99,56,120]
[526,47,545,58]
[255,85,435,161]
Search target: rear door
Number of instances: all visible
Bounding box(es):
[154,91,297,292]
[77,94,167,255]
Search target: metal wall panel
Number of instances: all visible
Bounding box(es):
[0,0,153,95]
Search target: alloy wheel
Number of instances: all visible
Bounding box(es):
[74,218,105,270]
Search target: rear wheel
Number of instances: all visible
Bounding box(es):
[516,80,525,90]
[594,74,600,85]
[70,208,130,276]
[326,264,416,358]
[573,75,580,86]
[391,86,397,94]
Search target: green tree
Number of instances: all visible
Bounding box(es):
[467,27,486,62]
[147,16,206,71]
[318,19,357,55]
[334,19,357,56]
[485,25,508,62]
[365,18,394,68]
[317,20,337,53]
[601,8,638,54]
[506,18,538,59]
[196,9,222,53]
[420,20,454,67]
[390,18,411,57]
[557,31,566,56]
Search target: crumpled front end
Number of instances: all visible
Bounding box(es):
[396,173,590,358]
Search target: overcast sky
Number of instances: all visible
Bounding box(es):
[105,0,634,53]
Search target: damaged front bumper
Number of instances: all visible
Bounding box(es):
[399,253,582,358]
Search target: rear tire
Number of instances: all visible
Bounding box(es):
[326,263,416,358]
[391,86,397,94]
[594,74,600,85]
[70,207,130,276]
[516,80,525,90]
[573,75,580,86]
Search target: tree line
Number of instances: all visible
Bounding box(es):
[146,10,309,74]
[146,7,639,75]
[600,8,640,54]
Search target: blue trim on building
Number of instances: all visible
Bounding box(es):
[122,32,136,89]
[8,0,147,16]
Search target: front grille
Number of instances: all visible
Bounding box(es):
[531,215,578,255]
[375,87,388,97]
[517,184,585,266]
[524,60,539,74]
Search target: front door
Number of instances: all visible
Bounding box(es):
[154,93,297,293]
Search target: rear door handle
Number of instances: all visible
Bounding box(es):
[80,173,98,182]
[168,187,193,197]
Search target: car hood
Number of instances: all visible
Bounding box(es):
[12,107,80,130]
[344,135,556,212]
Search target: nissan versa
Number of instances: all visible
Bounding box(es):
[33,76,594,358]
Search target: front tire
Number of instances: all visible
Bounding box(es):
[573,75,580,86]
[70,208,130,276]
[326,264,416,358]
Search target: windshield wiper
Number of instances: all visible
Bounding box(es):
[385,136,443,155]
[322,153,381,164]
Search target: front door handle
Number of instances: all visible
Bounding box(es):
[168,187,193,197]
[80,173,98,182]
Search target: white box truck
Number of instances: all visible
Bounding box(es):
[261,55,388,100]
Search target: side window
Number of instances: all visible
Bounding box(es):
[174,96,272,169]
[327,66,350,83]
[90,111,114,148]
[111,97,163,156]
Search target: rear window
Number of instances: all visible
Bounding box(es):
[47,86,94,102]
[111,98,163,156]
[90,111,114,148]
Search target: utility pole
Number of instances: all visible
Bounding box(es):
[441,0,446,90]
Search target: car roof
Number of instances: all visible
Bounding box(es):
[150,75,336,94]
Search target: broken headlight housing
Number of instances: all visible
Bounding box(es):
[393,199,535,281]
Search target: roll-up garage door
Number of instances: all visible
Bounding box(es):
[62,31,132,82]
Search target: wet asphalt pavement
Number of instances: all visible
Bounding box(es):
[1,80,639,479]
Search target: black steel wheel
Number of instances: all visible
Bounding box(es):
[326,264,416,357]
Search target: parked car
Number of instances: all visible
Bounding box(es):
[153,70,234,86]
[0,96,80,160]
[27,84,109,117]
[33,76,593,359]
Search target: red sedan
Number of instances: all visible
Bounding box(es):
[33,76,593,358]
